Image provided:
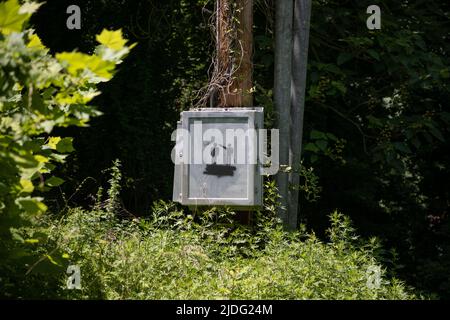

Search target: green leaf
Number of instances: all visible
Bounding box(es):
[27,33,46,50]
[304,143,319,153]
[326,133,338,141]
[429,127,445,142]
[35,155,49,164]
[331,81,347,95]
[0,0,29,34]
[96,29,127,50]
[393,142,412,154]
[20,179,34,193]
[315,140,328,151]
[311,130,326,140]
[45,176,65,187]
[322,64,342,75]
[56,137,74,153]
[367,115,382,128]
[15,197,47,215]
[47,137,61,150]
[440,68,449,79]
[337,52,353,65]
[10,152,39,169]
[46,254,62,267]
[55,89,101,105]
[10,228,24,243]
[367,49,380,61]
[49,153,68,163]
[56,52,115,80]
[18,1,43,15]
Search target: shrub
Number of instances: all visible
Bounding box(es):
[28,193,416,300]
[0,0,133,260]
[0,1,134,296]
[0,165,417,299]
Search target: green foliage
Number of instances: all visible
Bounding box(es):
[31,0,213,214]
[303,130,346,165]
[105,159,122,215]
[0,153,418,300]
[0,0,133,267]
[147,180,282,258]
[35,205,415,300]
[295,0,450,298]
[292,163,322,203]
[0,172,416,299]
[16,0,449,298]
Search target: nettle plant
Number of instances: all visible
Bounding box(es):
[0,0,135,240]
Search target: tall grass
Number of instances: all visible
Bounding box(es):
[44,204,415,300]
[0,163,418,299]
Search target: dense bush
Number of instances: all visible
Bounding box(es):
[0,168,417,299]
[0,0,133,282]
[29,205,414,300]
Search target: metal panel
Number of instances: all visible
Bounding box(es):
[173,108,263,209]
[172,121,183,203]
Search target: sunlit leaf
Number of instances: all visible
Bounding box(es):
[18,1,43,15]
[56,52,115,80]
[15,197,47,215]
[45,254,62,266]
[47,136,61,150]
[96,29,127,50]
[27,33,46,50]
[34,155,49,163]
[20,179,34,193]
[0,0,29,34]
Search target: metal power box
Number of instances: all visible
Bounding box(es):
[172,108,264,209]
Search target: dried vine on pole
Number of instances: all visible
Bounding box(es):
[195,0,253,108]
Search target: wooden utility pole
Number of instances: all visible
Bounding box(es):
[289,0,312,228]
[274,0,294,229]
[216,0,253,224]
[217,0,253,107]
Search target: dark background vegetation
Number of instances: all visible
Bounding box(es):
[30,0,449,298]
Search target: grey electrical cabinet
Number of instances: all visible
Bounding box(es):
[172,107,264,209]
